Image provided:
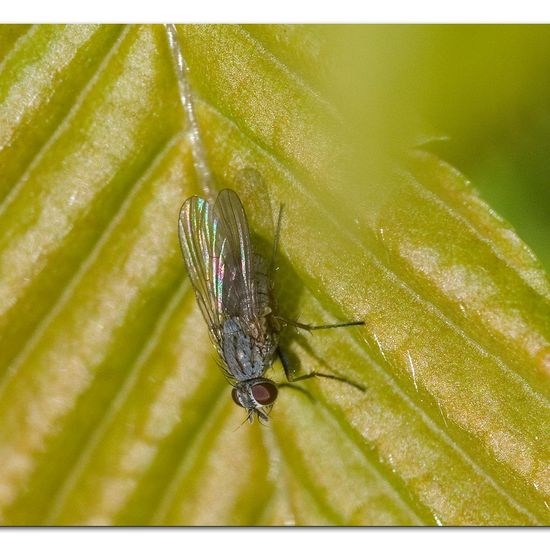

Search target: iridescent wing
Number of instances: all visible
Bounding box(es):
[178,195,225,352]
[178,189,267,353]
[213,188,261,323]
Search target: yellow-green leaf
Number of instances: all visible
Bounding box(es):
[0,24,548,526]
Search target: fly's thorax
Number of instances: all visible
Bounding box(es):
[221,316,279,381]
[231,378,278,417]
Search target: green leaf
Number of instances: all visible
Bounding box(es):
[0,24,548,526]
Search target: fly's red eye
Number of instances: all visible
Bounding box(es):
[251,382,278,406]
[232,388,244,407]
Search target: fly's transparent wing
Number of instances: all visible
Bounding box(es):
[178,196,226,351]
[233,169,278,316]
[179,189,270,355]
[214,189,260,322]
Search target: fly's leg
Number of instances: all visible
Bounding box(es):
[277,317,364,332]
[277,348,315,400]
[289,371,365,392]
[277,348,365,392]
[277,382,315,402]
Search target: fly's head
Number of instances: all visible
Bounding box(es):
[231,378,278,422]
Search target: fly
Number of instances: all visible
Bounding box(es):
[178,188,365,422]
[166,25,365,423]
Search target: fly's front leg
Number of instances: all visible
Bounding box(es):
[277,348,365,393]
[277,348,315,401]
[278,347,297,383]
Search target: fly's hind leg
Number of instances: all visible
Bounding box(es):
[278,318,364,332]
[277,348,365,393]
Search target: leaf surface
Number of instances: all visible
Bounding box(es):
[0,24,548,526]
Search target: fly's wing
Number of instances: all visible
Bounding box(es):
[213,189,262,322]
[233,169,277,316]
[179,189,267,356]
[178,195,226,352]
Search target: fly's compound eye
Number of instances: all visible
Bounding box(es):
[251,382,278,406]
[231,388,244,407]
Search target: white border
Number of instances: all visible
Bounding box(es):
[0,527,545,550]
[0,1,548,543]
[1,0,550,23]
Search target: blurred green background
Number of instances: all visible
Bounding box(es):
[324,25,550,270]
